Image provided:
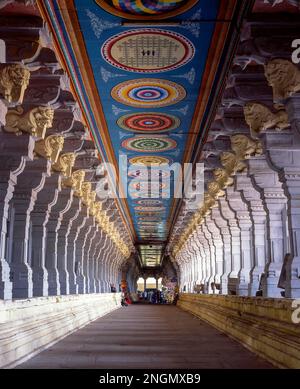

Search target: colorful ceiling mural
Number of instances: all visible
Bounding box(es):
[42,0,235,266]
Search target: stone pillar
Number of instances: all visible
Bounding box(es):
[219,197,241,295]
[266,97,300,297]
[55,191,74,295]
[65,197,81,295]
[31,175,62,297]
[11,159,51,298]
[248,156,287,297]
[206,215,223,294]
[74,207,89,294]
[0,134,34,299]
[86,224,98,293]
[45,188,72,296]
[81,215,95,293]
[235,173,267,296]
[212,207,231,295]
[226,187,253,296]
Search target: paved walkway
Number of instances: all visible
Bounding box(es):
[19,305,273,369]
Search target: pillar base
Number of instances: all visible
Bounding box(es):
[32,266,49,297]
[285,256,300,298]
[59,270,70,295]
[237,282,249,296]
[47,268,60,296]
[11,263,33,299]
[77,274,86,294]
[0,259,12,300]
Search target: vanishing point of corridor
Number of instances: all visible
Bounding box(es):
[19,305,272,369]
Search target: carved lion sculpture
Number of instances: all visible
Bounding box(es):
[213,168,234,188]
[244,102,289,136]
[231,134,263,159]
[71,170,85,195]
[52,152,76,177]
[0,64,30,103]
[264,59,300,101]
[220,151,247,174]
[81,182,92,206]
[34,135,64,163]
[5,106,54,137]
[207,181,225,199]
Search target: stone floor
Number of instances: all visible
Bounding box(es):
[18,305,273,369]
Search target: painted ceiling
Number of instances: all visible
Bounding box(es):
[43,0,234,267]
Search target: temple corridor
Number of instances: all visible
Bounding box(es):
[1,0,300,372]
[18,305,272,369]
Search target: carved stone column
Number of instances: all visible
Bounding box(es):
[74,207,89,294]
[81,215,95,293]
[0,134,34,299]
[86,224,98,293]
[10,159,51,298]
[226,186,253,296]
[235,173,267,296]
[45,188,72,296]
[248,156,287,297]
[206,215,223,294]
[31,175,62,297]
[219,196,241,295]
[212,207,231,295]
[55,191,74,295]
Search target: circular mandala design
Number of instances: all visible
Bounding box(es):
[135,199,163,206]
[111,79,185,108]
[136,212,161,216]
[102,29,194,73]
[95,0,198,19]
[128,169,171,179]
[129,156,170,166]
[117,112,180,133]
[129,181,166,191]
[134,206,165,212]
[137,217,163,221]
[122,136,176,152]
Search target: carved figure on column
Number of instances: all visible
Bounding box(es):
[35,134,64,163]
[244,102,289,137]
[0,64,30,104]
[264,59,300,102]
[4,106,54,137]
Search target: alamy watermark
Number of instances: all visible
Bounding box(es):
[292,39,300,64]
[291,299,300,324]
[94,155,204,210]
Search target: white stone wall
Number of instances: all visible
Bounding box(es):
[0,293,121,368]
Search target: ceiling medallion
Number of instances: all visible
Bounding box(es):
[111,79,186,108]
[134,206,165,212]
[137,217,163,221]
[130,181,167,191]
[136,212,163,216]
[117,112,180,133]
[95,0,199,20]
[128,169,171,179]
[135,199,163,206]
[129,155,170,166]
[122,135,177,152]
[102,29,194,74]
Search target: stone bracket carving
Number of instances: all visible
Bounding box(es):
[4,106,54,137]
[0,64,30,104]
